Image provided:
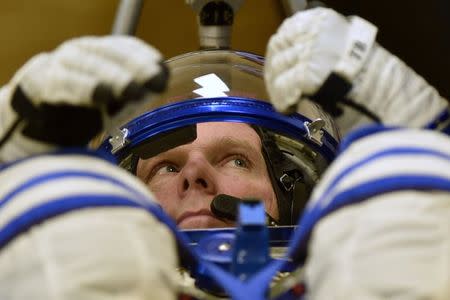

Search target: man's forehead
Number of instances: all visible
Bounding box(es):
[191,122,261,147]
[197,121,256,133]
[202,135,261,151]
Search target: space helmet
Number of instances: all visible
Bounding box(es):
[100,49,340,225]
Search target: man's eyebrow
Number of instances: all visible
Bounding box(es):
[212,136,261,153]
[146,134,262,160]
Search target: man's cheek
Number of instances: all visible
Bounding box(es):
[147,177,176,198]
[150,189,177,219]
[227,175,251,190]
[245,180,278,218]
[225,178,266,199]
[159,202,178,221]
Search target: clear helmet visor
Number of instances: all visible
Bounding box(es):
[101,49,340,226]
[148,49,339,139]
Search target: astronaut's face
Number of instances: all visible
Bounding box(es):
[136,122,278,229]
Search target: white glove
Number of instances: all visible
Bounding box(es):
[0,35,168,162]
[264,8,449,135]
[301,127,450,299]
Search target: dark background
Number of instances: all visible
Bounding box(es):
[324,0,449,99]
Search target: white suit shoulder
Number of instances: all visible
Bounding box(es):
[0,152,179,300]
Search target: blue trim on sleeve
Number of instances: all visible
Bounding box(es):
[0,170,150,209]
[425,108,450,131]
[338,108,450,153]
[0,191,200,280]
[317,147,450,207]
[338,124,399,153]
[287,145,450,263]
[0,148,116,173]
[288,174,450,263]
[0,165,204,280]
[0,194,141,251]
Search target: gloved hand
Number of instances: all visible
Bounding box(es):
[0,35,168,162]
[295,126,450,299]
[264,7,448,135]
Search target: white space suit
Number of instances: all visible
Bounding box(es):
[0,36,180,299]
[0,7,449,300]
[265,7,450,300]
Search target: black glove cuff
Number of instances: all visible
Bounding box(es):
[309,72,381,122]
[308,72,352,117]
[11,86,102,146]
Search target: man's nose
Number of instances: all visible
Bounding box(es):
[178,153,217,195]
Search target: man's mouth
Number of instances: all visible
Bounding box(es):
[176,209,215,225]
[176,209,231,229]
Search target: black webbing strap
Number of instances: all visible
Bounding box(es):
[308,72,352,117]
[309,72,381,122]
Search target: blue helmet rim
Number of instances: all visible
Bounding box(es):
[103,97,339,162]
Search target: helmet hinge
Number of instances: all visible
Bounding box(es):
[303,118,325,146]
[108,128,130,154]
[279,170,302,192]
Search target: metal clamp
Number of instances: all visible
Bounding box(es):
[108,128,130,154]
[279,173,295,191]
[303,118,325,146]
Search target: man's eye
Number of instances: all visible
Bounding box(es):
[233,158,248,168]
[224,156,250,169]
[154,164,179,175]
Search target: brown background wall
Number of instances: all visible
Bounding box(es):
[0,0,285,85]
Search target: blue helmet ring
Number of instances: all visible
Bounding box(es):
[103,97,337,163]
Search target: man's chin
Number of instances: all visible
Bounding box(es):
[178,215,233,229]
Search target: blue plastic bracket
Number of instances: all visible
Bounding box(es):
[231,199,270,281]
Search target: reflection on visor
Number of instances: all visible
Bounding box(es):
[193,73,230,98]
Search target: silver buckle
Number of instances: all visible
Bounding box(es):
[304,118,325,146]
[279,173,295,191]
[108,128,130,154]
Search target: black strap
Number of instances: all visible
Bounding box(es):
[308,72,352,117]
[11,86,102,146]
[256,128,306,225]
[309,72,381,122]
[0,117,22,150]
